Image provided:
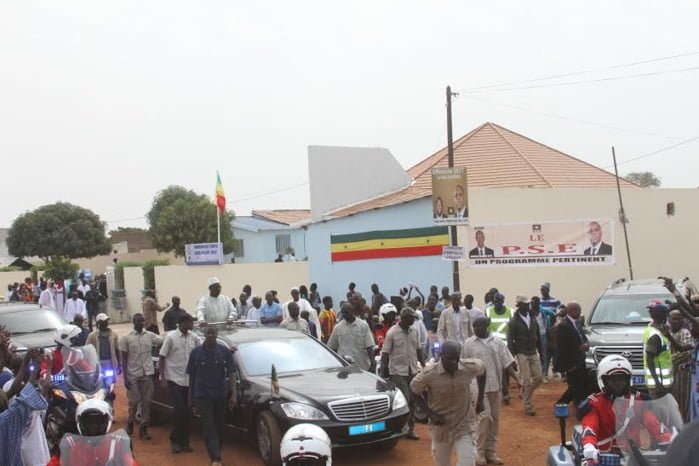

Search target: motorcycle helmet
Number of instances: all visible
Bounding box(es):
[281,424,332,466]
[76,399,113,436]
[54,324,82,348]
[596,354,632,397]
[378,303,398,323]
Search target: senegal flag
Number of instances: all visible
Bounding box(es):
[331,226,449,262]
[215,171,226,213]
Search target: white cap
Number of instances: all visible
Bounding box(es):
[208,277,220,287]
[290,286,300,293]
[515,294,530,304]
[96,313,110,322]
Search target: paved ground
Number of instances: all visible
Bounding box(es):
[111,323,568,465]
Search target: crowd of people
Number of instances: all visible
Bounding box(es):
[2,273,699,466]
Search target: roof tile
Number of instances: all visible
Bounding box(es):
[327,122,636,219]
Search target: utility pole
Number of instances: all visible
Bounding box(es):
[446,85,460,291]
[612,147,634,280]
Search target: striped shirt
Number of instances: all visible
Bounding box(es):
[0,383,48,466]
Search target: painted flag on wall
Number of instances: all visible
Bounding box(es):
[331,226,449,262]
[215,171,226,213]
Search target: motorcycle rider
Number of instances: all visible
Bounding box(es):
[374,303,398,350]
[47,399,138,465]
[41,324,83,377]
[578,354,672,464]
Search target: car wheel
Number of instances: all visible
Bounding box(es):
[413,404,429,423]
[256,411,282,466]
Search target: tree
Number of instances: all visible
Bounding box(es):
[625,171,661,188]
[147,186,236,256]
[7,202,111,280]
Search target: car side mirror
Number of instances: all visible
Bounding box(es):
[343,355,356,364]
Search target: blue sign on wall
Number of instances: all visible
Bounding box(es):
[185,242,223,265]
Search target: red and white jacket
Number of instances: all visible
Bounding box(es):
[578,391,671,452]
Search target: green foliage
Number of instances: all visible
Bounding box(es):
[7,202,111,261]
[142,259,170,291]
[113,261,143,289]
[43,257,79,281]
[625,171,661,188]
[147,185,236,256]
[109,226,149,235]
[0,266,23,272]
[30,264,47,282]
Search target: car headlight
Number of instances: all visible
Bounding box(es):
[392,390,407,411]
[280,402,329,420]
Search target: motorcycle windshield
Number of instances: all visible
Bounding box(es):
[61,344,101,393]
[612,394,682,457]
[59,429,135,466]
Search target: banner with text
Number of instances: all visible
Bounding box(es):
[431,167,469,225]
[466,219,615,268]
[185,242,223,265]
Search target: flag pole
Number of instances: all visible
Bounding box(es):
[216,206,222,264]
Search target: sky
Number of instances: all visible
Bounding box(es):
[1,1,698,230]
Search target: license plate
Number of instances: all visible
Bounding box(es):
[632,375,645,385]
[348,421,386,436]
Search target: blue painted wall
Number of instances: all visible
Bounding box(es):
[307,197,451,304]
[229,228,308,264]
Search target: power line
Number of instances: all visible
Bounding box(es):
[459,64,699,94]
[462,94,684,141]
[458,51,699,92]
[234,182,308,202]
[604,135,699,168]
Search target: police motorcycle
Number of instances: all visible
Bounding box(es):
[546,356,682,466]
[46,325,114,453]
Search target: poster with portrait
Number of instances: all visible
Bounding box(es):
[431,167,468,225]
[466,219,615,268]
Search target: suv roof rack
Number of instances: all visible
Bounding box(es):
[610,277,627,287]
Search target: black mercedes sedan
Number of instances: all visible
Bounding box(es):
[152,325,409,465]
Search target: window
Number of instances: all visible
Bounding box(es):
[232,239,244,257]
[275,234,291,254]
[237,338,344,376]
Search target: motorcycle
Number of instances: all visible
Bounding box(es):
[45,345,113,453]
[546,394,682,466]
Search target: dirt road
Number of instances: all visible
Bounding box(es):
[114,380,568,466]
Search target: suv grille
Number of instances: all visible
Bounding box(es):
[593,346,644,370]
[328,395,390,422]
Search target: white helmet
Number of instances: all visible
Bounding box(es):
[281,423,332,466]
[54,324,82,348]
[76,399,112,435]
[596,354,633,394]
[378,303,398,322]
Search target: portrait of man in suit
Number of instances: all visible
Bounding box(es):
[583,221,613,255]
[469,230,494,258]
[453,184,468,218]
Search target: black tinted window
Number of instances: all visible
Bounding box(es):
[237,337,343,376]
[0,309,66,334]
[590,293,673,324]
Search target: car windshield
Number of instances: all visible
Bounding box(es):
[0,309,66,334]
[590,293,674,324]
[237,337,344,376]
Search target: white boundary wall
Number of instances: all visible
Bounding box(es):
[153,263,309,312]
